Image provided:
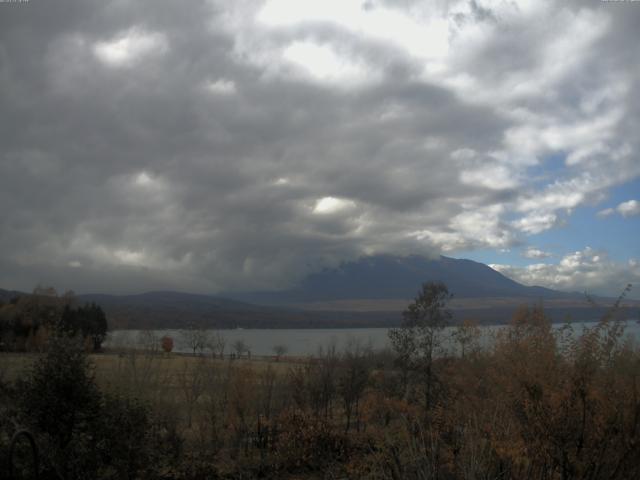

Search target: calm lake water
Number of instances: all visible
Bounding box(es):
[106,320,640,357]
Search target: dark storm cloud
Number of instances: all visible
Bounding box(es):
[0,0,638,294]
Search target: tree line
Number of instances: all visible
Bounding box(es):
[0,286,108,352]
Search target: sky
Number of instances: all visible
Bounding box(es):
[0,0,639,298]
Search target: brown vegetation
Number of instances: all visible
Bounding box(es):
[0,286,108,353]
[1,284,639,479]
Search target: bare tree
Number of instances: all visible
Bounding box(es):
[181,322,211,356]
[272,344,288,361]
[451,319,481,358]
[389,282,452,411]
[137,330,159,354]
[177,357,208,428]
[232,339,248,359]
[258,365,277,420]
[113,331,170,408]
[199,359,232,453]
[306,342,339,419]
[339,337,372,431]
[207,331,226,359]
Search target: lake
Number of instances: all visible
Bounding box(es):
[106,319,640,357]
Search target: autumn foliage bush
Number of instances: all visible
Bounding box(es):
[161,335,174,353]
[271,409,350,473]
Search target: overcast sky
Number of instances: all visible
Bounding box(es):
[1,0,639,298]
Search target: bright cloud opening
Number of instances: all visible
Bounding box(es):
[113,249,145,266]
[205,78,237,95]
[134,171,154,186]
[283,41,372,85]
[93,28,168,67]
[259,0,449,62]
[313,196,356,215]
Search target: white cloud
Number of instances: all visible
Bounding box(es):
[113,249,146,266]
[134,171,154,186]
[93,28,168,67]
[313,196,356,215]
[517,176,595,213]
[451,148,524,208]
[411,204,515,252]
[598,199,640,218]
[597,208,615,218]
[491,247,640,298]
[512,212,558,235]
[523,247,552,259]
[258,0,450,63]
[205,78,237,95]
[282,41,374,86]
[459,162,521,190]
[617,199,640,217]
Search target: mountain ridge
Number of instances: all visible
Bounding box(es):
[2,255,635,328]
[227,254,572,305]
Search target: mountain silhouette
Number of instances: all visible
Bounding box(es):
[3,255,630,328]
[230,254,568,305]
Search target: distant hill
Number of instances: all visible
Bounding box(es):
[75,291,400,330]
[228,254,571,305]
[79,291,262,314]
[0,288,22,303]
[0,288,399,329]
[2,255,636,329]
[221,254,637,326]
[77,291,292,329]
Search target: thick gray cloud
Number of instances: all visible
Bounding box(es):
[0,0,639,294]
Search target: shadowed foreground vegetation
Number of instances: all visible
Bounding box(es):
[1,283,640,479]
[0,286,108,353]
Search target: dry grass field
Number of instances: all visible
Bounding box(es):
[1,350,299,380]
